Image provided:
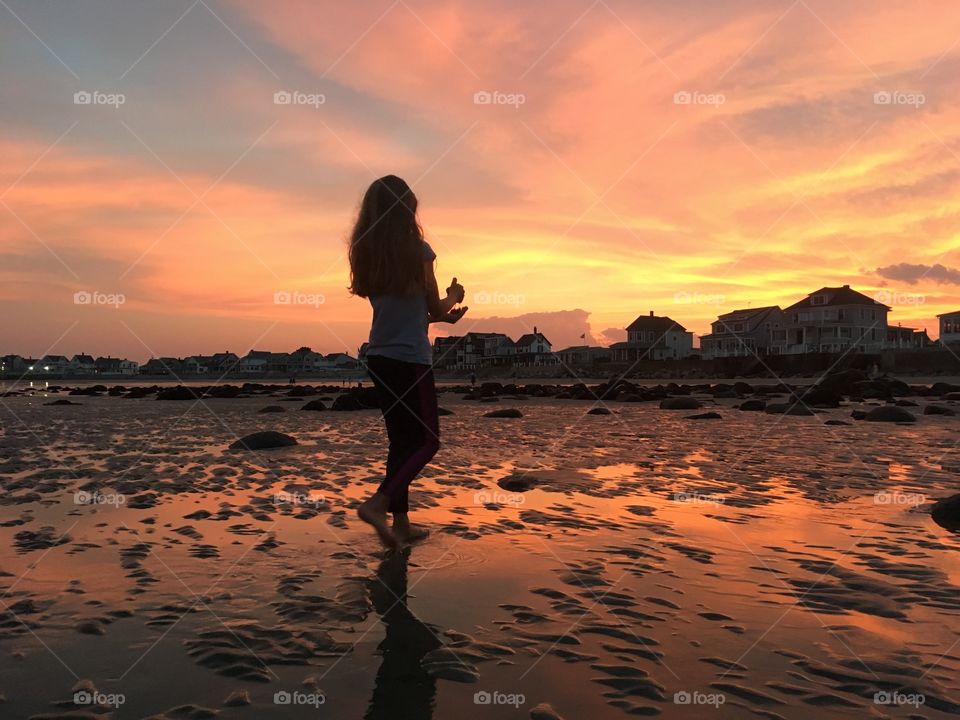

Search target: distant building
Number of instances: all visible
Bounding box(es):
[774,285,889,354]
[141,357,183,376]
[514,327,555,366]
[37,355,70,373]
[95,356,138,375]
[433,336,463,370]
[239,350,271,375]
[700,306,784,359]
[290,346,327,374]
[555,345,611,366]
[70,354,96,374]
[459,332,515,369]
[1,355,25,374]
[887,325,931,350]
[611,312,693,361]
[938,311,960,345]
[326,352,359,369]
[209,351,240,375]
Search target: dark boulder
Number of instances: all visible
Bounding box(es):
[587,407,612,415]
[738,399,766,412]
[825,419,851,425]
[229,431,298,450]
[924,404,956,416]
[931,494,960,532]
[484,408,522,418]
[437,407,454,416]
[686,412,721,420]
[659,397,702,410]
[156,386,199,400]
[864,405,916,423]
[498,474,536,491]
[332,395,364,411]
[301,400,327,411]
[44,398,80,406]
[258,405,285,413]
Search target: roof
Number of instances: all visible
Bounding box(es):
[626,315,688,333]
[516,332,551,347]
[243,350,271,360]
[936,310,960,318]
[784,285,889,312]
[72,354,95,363]
[715,306,780,323]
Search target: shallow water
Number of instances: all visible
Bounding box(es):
[1,392,959,718]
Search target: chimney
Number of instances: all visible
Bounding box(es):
[649,310,654,317]
[533,325,537,334]
[842,284,849,289]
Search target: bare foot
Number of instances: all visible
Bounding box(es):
[393,516,430,544]
[357,495,397,548]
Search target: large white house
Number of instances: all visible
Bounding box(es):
[773,285,889,354]
[938,311,960,345]
[611,312,693,361]
[700,306,784,359]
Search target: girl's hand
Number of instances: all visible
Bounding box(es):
[446,277,465,304]
[445,306,468,323]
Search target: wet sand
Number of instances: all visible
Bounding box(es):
[1,388,959,718]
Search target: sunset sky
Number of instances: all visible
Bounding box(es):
[3,0,960,360]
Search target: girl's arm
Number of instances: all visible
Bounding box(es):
[424,261,464,320]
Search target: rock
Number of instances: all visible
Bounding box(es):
[44,399,81,406]
[686,412,721,419]
[944,391,960,401]
[229,431,298,450]
[924,404,956,416]
[765,402,815,416]
[484,408,522,418]
[864,406,916,423]
[156,386,199,400]
[76,620,105,635]
[498,474,536,491]
[257,405,285,413]
[531,703,566,720]
[587,407,611,415]
[850,410,867,420]
[931,494,960,532]
[799,386,841,407]
[480,396,500,403]
[223,689,251,707]
[301,399,327,411]
[332,394,363,411]
[738,399,766,412]
[824,419,851,426]
[659,397,702,410]
[437,407,453,416]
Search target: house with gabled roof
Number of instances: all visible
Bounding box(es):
[611,312,693,361]
[69,354,96,374]
[700,306,784,359]
[775,285,889,354]
[937,310,960,346]
[514,327,555,366]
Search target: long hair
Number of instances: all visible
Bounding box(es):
[348,175,426,297]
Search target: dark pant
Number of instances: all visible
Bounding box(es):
[366,355,440,514]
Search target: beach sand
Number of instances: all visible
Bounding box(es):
[1,387,959,718]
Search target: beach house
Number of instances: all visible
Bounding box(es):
[514,327,555,366]
[611,312,693,361]
[700,306,784,359]
[555,345,612,367]
[774,285,889,354]
[938,311,960,345]
[69,354,96,374]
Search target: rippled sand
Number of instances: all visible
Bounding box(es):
[1,389,959,719]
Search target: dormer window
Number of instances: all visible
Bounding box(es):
[811,295,826,305]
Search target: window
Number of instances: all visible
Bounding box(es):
[812,295,826,305]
